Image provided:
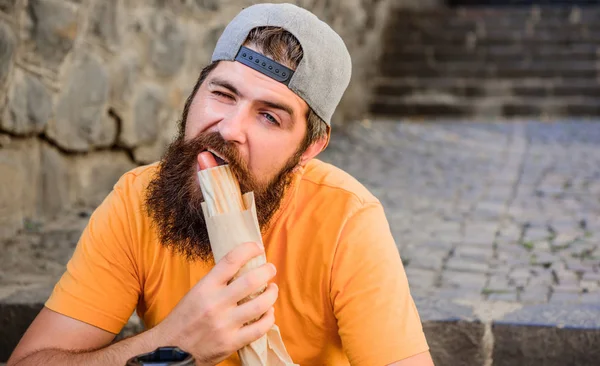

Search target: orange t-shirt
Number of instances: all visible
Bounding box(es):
[46,159,428,365]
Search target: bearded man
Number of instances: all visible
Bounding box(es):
[9,3,433,366]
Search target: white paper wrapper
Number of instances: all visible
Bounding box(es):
[198,166,297,365]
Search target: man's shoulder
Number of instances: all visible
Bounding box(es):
[300,159,379,206]
[113,162,159,194]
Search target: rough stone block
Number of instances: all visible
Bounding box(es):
[413,297,485,365]
[46,50,114,151]
[0,21,15,92]
[149,12,185,78]
[108,50,140,111]
[424,320,486,366]
[88,0,122,49]
[23,0,78,69]
[70,151,136,208]
[41,142,72,218]
[493,303,600,366]
[119,82,166,148]
[0,0,16,14]
[0,285,54,362]
[1,68,52,135]
[0,138,41,239]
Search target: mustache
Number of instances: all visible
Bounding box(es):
[184,132,254,188]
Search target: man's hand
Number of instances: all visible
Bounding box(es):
[8,241,276,366]
[152,241,278,365]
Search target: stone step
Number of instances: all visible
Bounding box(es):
[390,8,600,36]
[450,0,600,4]
[386,27,600,44]
[387,45,599,63]
[392,18,600,34]
[373,78,600,98]
[385,32,600,47]
[380,61,600,79]
[392,7,600,23]
[370,95,600,118]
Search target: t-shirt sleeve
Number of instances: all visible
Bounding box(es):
[330,201,429,366]
[45,179,142,334]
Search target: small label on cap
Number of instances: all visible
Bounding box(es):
[234,46,294,86]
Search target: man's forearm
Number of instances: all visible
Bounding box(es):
[11,329,160,366]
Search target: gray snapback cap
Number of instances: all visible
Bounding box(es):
[211,3,352,126]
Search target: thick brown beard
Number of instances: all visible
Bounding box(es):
[145,132,302,262]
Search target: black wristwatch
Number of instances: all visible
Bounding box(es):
[125,347,195,366]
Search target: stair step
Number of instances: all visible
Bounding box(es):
[370,96,600,117]
[386,28,600,43]
[386,45,599,63]
[380,61,600,78]
[375,7,600,118]
[390,8,600,31]
[373,78,600,98]
[392,7,600,20]
[386,34,600,47]
[392,19,600,33]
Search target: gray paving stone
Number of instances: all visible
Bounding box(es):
[520,286,550,304]
[553,269,579,286]
[530,252,559,266]
[486,275,512,292]
[581,292,600,304]
[532,241,552,252]
[528,270,555,286]
[565,259,594,273]
[523,227,551,243]
[441,271,487,289]
[403,246,447,271]
[509,268,531,281]
[488,292,518,302]
[581,280,599,293]
[582,272,600,282]
[406,267,438,289]
[445,258,489,273]
[497,302,600,328]
[550,292,581,304]
[453,245,494,261]
[435,287,483,301]
[552,285,581,293]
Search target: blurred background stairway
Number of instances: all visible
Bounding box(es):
[371,0,600,119]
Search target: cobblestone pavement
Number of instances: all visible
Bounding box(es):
[1,120,599,308]
[321,119,600,305]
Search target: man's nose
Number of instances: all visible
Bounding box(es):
[218,107,249,144]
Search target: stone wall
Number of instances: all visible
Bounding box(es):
[0,0,432,239]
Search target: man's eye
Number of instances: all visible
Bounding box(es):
[213,91,232,99]
[262,113,280,126]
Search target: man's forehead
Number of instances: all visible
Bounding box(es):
[205,61,308,114]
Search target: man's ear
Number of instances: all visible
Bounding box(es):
[299,136,328,167]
